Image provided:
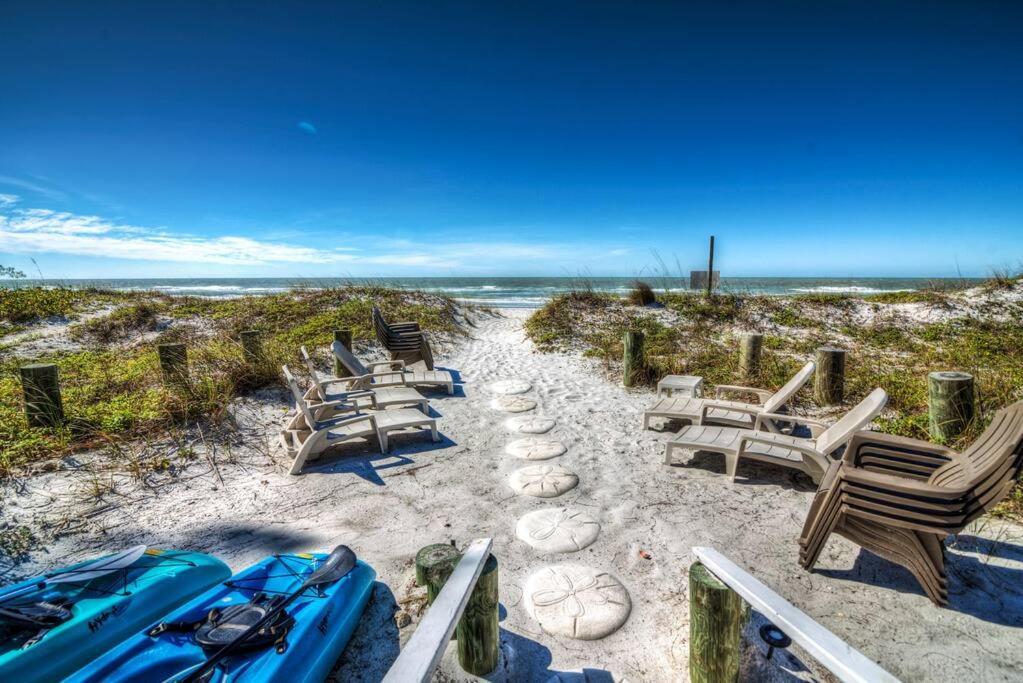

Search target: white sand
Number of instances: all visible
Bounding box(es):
[4,308,1023,681]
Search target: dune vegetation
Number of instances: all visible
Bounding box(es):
[0,286,462,476]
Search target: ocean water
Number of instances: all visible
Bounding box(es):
[0,277,981,308]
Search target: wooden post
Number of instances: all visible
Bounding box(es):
[928,371,975,442]
[20,363,64,428]
[240,330,262,364]
[738,333,762,378]
[814,347,845,406]
[706,235,715,298]
[333,329,353,377]
[157,343,188,382]
[623,330,645,388]
[456,553,499,676]
[416,543,461,604]
[689,561,748,683]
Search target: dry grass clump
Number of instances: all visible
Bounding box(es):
[69,302,161,344]
[627,280,657,306]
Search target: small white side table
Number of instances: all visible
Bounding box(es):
[657,375,704,398]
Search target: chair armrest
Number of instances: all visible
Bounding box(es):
[368,359,405,370]
[315,412,373,431]
[836,465,963,500]
[390,321,421,331]
[367,371,406,383]
[698,401,762,420]
[714,385,772,403]
[842,432,956,473]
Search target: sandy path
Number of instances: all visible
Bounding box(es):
[4,308,1023,681]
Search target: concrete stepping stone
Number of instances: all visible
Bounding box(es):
[510,464,579,498]
[506,416,556,434]
[505,438,567,461]
[490,379,533,395]
[516,508,600,553]
[524,564,632,640]
[491,395,537,413]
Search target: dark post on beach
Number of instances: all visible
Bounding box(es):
[623,330,645,388]
[240,330,263,364]
[157,342,188,383]
[814,346,845,406]
[739,333,762,378]
[20,363,64,428]
[333,329,353,377]
[928,371,975,442]
[689,561,748,683]
[706,235,715,298]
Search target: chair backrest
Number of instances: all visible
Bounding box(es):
[763,361,816,414]
[929,402,1023,516]
[814,388,889,455]
[282,365,317,429]
[331,340,369,376]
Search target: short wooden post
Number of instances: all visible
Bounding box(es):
[928,371,975,442]
[20,363,64,428]
[333,329,353,377]
[157,343,188,382]
[814,347,845,406]
[623,330,645,388]
[456,553,499,676]
[738,333,762,378]
[689,561,748,683]
[416,543,461,608]
[240,330,262,364]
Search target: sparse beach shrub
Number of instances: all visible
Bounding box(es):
[70,302,162,344]
[627,280,657,306]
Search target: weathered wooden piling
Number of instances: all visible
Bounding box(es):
[415,543,500,675]
[157,342,188,382]
[333,329,353,377]
[623,330,645,388]
[689,561,748,683]
[456,553,499,675]
[814,347,845,406]
[20,363,64,428]
[738,333,763,378]
[240,330,263,363]
[928,371,975,442]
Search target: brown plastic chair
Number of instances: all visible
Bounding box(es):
[373,307,435,370]
[798,401,1023,605]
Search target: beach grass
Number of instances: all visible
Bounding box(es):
[0,286,462,475]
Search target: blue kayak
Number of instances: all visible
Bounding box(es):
[0,547,231,682]
[67,551,376,682]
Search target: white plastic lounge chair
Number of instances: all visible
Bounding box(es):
[644,361,815,432]
[280,366,439,474]
[331,341,454,394]
[299,346,429,413]
[664,388,888,483]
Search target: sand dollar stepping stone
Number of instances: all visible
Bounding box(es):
[524,565,631,640]
[510,464,579,498]
[505,438,567,461]
[506,416,556,434]
[516,508,600,553]
[490,379,532,395]
[491,395,537,413]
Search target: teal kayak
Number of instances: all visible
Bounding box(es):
[67,550,376,682]
[0,547,231,682]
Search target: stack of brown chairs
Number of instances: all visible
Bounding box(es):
[799,401,1023,606]
[372,306,435,370]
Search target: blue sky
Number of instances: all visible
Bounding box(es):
[1,1,1021,278]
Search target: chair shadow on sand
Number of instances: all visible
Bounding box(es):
[667,449,819,492]
[301,433,456,484]
[814,536,1023,626]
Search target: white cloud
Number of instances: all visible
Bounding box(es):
[0,205,359,266]
[0,194,18,208]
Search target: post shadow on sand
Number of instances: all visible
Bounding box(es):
[813,541,1023,626]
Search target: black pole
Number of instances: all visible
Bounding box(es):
[706,235,715,297]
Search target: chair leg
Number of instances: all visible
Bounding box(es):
[379,431,389,453]
[430,424,439,442]
[663,442,675,465]
[724,451,739,480]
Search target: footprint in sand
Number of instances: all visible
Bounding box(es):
[510,464,579,498]
[489,379,533,395]
[491,395,537,413]
[524,564,632,640]
[506,416,556,434]
[516,508,600,553]
[505,438,567,460]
